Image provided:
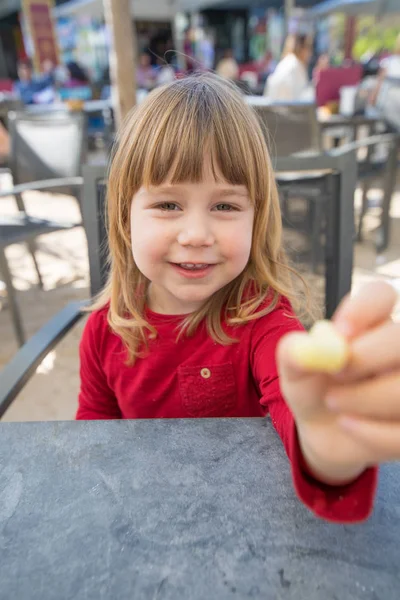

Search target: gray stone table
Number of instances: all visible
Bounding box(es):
[0,419,399,600]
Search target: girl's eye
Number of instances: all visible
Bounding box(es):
[156,202,180,211]
[214,203,238,212]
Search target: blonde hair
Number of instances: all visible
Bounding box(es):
[92,73,308,363]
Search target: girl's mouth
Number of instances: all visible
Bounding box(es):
[170,263,216,279]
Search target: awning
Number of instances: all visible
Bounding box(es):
[53,0,103,19]
[178,0,322,9]
[309,0,400,18]
[53,0,176,21]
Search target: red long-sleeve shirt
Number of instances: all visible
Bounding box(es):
[77,299,377,523]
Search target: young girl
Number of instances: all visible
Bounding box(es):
[77,73,400,523]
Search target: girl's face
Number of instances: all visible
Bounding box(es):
[130,161,254,315]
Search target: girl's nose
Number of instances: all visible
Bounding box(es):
[177,217,214,247]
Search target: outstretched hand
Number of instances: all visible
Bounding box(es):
[277,281,399,486]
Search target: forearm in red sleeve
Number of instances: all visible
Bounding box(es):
[268,394,378,523]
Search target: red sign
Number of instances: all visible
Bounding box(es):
[22,0,59,70]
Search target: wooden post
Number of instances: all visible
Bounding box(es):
[344,16,357,61]
[103,0,137,126]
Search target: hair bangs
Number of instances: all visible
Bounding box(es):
[131,76,264,204]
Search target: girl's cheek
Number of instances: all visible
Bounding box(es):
[224,226,252,254]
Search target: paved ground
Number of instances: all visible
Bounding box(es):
[1,176,400,422]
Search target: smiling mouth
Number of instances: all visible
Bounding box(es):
[169,262,217,278]
[174,263,213,271]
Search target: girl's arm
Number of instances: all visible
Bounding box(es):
[250,302,377,523]
[276,281,400,520]
[76,312,122,420]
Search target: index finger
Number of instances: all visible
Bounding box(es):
[333,281,397,339]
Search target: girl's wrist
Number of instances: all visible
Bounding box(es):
[297,427,367,487]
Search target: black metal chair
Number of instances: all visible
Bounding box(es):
[0,153,358,419]
[248,99,399,254]
[357,77,400,250]
[349,133,399,251]
[249,102,336,273]
[276,148,357,322]
[0,110,88,346]
[0,164,106,418]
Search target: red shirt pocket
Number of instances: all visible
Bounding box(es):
[178,362,237,417]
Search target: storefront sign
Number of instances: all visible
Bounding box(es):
[22,0,60,70]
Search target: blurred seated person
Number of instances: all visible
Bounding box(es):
[100,67,111,100]
[379,34,400,79]
[183,28,196,74]
[257,51,276,84]
[155,59,176,86]
[312,53,330,82]
[14,58,54,105]
[64,61,90,88]
[0,121,10,164]
[264,34,314,101]
[199,33,215,71]
[41,58,57,82]
[216,49,239,80]
[360,49,382,78]
[371,34,400,106]
[137,53,156,90]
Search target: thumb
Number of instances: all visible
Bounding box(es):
[277,331,329,422]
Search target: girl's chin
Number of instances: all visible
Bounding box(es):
[146,289,209,315]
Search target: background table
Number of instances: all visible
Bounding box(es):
[1,419,399,599]
[318,113,386,146]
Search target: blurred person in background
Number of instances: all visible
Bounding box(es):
[0,122,9,163]
[100,66,111,100]
[264,34,313,101]
[371,33,400,106]
[200,32,215,71]
[14,59,54,105]
[155,58,176,86]
[257,50,276,85]
[360,49,382,78]
[137,53,156,90]
[370,33,400,131]
[183,28,196,73]
[312,53,330,82]
[216,49,239,80]
[64,61,90,88]
[41,58,57,82]
[379,33,400,79]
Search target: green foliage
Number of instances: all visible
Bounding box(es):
[353,17,399,59]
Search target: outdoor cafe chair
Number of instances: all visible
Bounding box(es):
[0,151,358,419]
[5,110,87,211]
[0,110,88,346]
[249,100,399,253]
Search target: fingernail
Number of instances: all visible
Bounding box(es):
[325,395,339,411]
